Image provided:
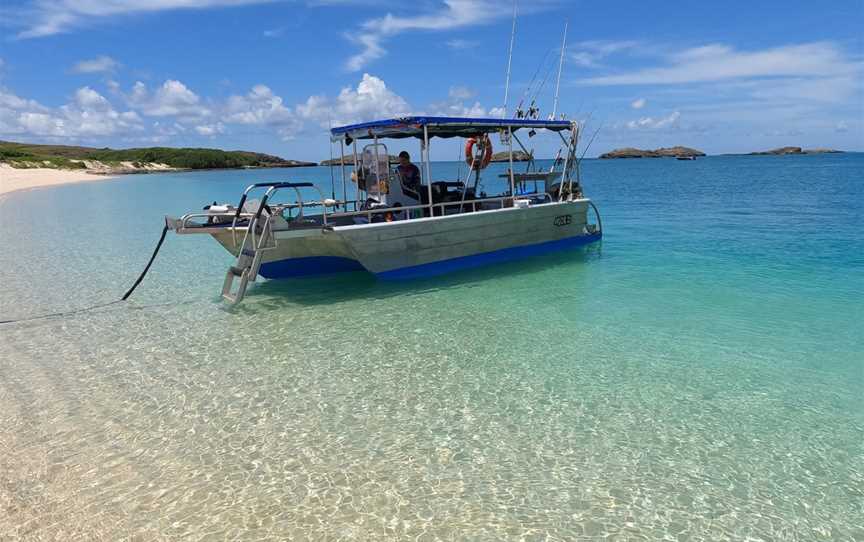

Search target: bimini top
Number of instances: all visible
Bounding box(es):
[330,116,572,141]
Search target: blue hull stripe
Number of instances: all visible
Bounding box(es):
[256,233,601,280]
[258,256,365,278]
[377,232,602,280]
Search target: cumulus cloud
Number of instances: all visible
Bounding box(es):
[224,84,294,125]
[297,73,411,127]
[631,98,646,109]
[0,73,503,144]
[129,80,210,118]
[429,86,492,117]
[0,85,141,137]
[626,111,680,130]
[71,56,119,74]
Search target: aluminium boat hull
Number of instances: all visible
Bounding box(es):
[210,199,600,279]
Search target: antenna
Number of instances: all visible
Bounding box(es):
[502,0,517,118]
[551,19,568,119]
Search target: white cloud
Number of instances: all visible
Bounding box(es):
[448,86,475,100]
[0,85,142,137]
[835,121,849,133]
[345,0,507,71]
[224,84,293,125]
[445,39,478,51]
[221,84,300,138]
[0,73,504,145]
[581,42,860,86]
[429,86,491,117]
[71,56,119,74]
[626,111,680,130]
[297,73,411,127]
[631,98,646,109]
[129,80,210,118]
[429,99,487,118]
[345,35,386,72]
[569,40,640,68]
[16,0,281,38]
[195,122,225,136]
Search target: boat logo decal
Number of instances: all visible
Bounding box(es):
[553,215,572,227]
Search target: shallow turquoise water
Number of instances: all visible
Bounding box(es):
[1,154,862,540]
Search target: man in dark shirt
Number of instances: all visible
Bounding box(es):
[396,151,421,199]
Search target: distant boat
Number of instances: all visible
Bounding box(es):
[676,155,696,161]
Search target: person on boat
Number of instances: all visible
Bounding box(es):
[396,151,421,200]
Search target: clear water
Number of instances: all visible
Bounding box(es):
[1,155,862,540]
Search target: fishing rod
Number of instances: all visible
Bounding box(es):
[501,0,517,117]
[515,48,552,116]
[551,19,568,119]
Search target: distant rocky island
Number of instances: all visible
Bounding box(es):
[0,140,315,174]
[490,150,531,162]
[747,146,843,155]
[600,145,846,159]
[599,146,706,159]
[319,150,531,166]
[320,154,398,166]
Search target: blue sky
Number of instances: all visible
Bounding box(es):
[1,0,862,160]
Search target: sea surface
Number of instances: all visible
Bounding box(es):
[1,154,862,541]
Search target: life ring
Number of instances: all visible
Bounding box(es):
[465,135,493,170]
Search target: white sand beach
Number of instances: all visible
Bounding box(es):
[0,164,118,197]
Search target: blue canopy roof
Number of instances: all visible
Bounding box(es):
[330,116,572,141]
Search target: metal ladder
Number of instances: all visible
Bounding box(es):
[221,209,277,304]
[221,182,316,305]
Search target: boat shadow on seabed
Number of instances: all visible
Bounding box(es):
[226,241,603,312]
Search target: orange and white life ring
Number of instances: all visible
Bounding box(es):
[465,135,493,170]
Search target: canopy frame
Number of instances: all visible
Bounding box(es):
[330,116,573,142]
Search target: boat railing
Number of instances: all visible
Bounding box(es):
[329,192,558,224]
[174,189,574,236]
[172,211,255,231]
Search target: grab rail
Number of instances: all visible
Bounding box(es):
[231,182,320,246]
[587,199,603,233]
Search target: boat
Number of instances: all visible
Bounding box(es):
[676,155,696,160]
[166,116,602,303]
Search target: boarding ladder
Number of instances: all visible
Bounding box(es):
[221,182,315,304]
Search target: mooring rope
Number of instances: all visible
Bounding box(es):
[0,224,170,325]
[122,224,169,300]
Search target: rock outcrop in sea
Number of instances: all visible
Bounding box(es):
[599,146,706,159]
[490,150,532,162]
[320,155,398,166]
[749,147,844,155]
[319,150,532,166]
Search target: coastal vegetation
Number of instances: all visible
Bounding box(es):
[0,140,314,173]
